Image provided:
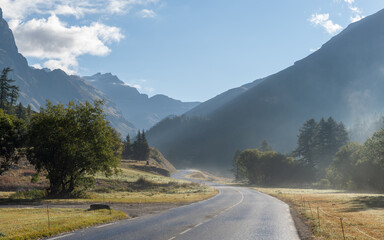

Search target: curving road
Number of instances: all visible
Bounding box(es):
[48,170,299,240]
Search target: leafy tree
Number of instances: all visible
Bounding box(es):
[27,100,121,196]
[231,149,242,180]
[236,149,296,186]
[327,142,362,188]
[355,129,384,192]
[0,109,26,174]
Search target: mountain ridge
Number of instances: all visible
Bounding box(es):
[147,8,384,171]
[83,73,200,130]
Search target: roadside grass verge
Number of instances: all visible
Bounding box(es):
[0,208,127,240]
[254,187,384,239]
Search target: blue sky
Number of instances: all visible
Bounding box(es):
[0,0,383,102]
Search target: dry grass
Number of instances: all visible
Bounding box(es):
[0,208,127,240]
[254,187,384,240]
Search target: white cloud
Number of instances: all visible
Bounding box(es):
[0,0,160,20]
[31,63,43,69]
[11,14,124,74]
[0,0,160,74]
[343,0,354,4]
[138,9,156,18]
[310,13,342,35]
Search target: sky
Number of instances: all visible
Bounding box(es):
[0,0,383,102]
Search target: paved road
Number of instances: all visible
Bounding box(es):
[48,170,299,240]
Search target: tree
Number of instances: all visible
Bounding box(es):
[122,134,133,159]
[132,130,150,160]
[0,68,18,110]
[27,100,121,196]
[294,117,349,180]
[327,142,362,189]
[140,130,150,160]
[0,109,26,175]
[260,139,272,152]
[231,149,242,180]
[294,118,317,168]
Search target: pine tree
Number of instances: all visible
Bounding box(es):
[141,130,150,160]
[122,134,133,159]
[260,139,272,152]
[0,68,19,111]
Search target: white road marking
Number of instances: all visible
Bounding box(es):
[180,228,192,235]
[174,187,245,239]
[95,223,115,228]
[49,233,74,240]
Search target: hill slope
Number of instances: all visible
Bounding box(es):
[147,9,384,171]
[0,9,135,136]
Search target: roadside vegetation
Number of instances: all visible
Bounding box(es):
[255,187,384,240]
[0,208,127,240]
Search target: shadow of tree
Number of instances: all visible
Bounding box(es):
[343,196,384,212]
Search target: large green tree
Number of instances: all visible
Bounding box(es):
[27,100,121,196]
[0,109,26,174]
[295,117,348,180]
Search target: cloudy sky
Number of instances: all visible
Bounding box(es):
[0,0,383,101]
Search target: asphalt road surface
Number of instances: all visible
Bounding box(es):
[48,170,299,240]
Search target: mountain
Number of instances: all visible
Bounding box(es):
[83,73,200,130]
[0,9,135,136]
[185,79,263,117]
[147,9,384,171]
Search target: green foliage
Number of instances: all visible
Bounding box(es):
[0,109,26,174]
[326,142,362,189]
[27,100,122,196]
[122,134,133,159]
[0,67,19,110]
[132,130,150,160]
[327,128,384,192]
[236,149,298,186]
[10,189,47,200]
[294,117,349,180]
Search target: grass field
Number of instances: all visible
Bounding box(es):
[255,187,384,240]
[0,160,217,240]
[0,208,127,240]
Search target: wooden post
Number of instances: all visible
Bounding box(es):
[340,217,346,240]
[317,207,321,230]
[308,201,314,218]
[47,205,50,230]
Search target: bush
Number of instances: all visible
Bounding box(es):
[10,189,46,200]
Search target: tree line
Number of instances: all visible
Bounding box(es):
[122,131,150,161]
[0,67,150,196]
[234,116,384,192]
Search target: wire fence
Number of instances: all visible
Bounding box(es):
[299,198,379,240]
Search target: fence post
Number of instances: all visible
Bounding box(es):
[340,217,346,240]
[47,205,50,230]
[308,201,314,218]
[317,207,320,230]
